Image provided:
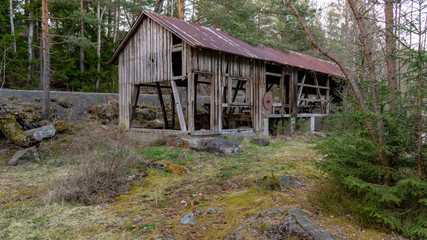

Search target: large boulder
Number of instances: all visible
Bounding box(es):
[201,139,241,155]
[224,208,334,240]
[0,114,38,147]
[26,125,56,141]
[179,212,196,225]
[9,146,40,166]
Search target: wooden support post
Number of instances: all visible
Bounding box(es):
[227,75,232,114]
[188,72,195,133]
[291,69,298,118]
[326,77,330,114]
[130,85,140,122]
[156,82,169,129]
[171,89,176,129]
[171,80,187,132]
[312,72,324,113]
[297,73,306,105]
[280,69,285,116]
[194,74,198,116]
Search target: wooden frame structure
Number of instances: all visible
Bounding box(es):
[108,11,343,135]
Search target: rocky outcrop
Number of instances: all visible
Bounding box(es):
[225,208,334,240]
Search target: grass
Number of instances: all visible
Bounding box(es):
[0,123,395,239]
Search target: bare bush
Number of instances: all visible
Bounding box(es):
[45,129,141,205]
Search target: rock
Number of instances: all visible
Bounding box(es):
[179,212,196,225]
[251,138,270,146]
[224,208,334,240]
[26,125,56,141]
[279,175,295,191]
[142,119,164,129]
[135,108,156,121]
[0,114,38,147]
[312,132,327,138]
[9,146,40,166]
[202,139,241,155]
[167,164,190,175]
[164,137,190,148]
[203,208,217,215]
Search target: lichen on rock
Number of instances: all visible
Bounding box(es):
[0,114,38,147]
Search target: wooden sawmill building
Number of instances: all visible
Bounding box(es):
[108,11,344,136]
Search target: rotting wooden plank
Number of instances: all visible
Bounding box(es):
[171,87,175,129]
[156,82,169,129]
[171,80,187,132]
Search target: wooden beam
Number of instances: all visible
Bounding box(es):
[312,72,324,113]
[266,71,282,77]
[156,82,169,129]
[280,69,285,115]
[130,85,140,123]
[171,89,176,129]
[298,98,328,103]
[188,72,195,133]
[297,83,329,90]
[140,84,172,89]
[171,80,188,132]
[297,73,306,105]
[326,77,330,114]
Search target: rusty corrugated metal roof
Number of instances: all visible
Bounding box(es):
[109,11,344,77]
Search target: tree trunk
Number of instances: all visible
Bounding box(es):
[96,2,106,90]
[416,2,424,180]
[28,10,34,83]
[42,0,50,120]
[80,0,85,73]
[385,0,397,102]
[114,1,120,43]
[154,0,164,14]
[178,0,184,20]
[9,0,16,52]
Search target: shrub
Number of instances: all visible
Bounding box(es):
[315,87,427,238]
[45,132,139,205]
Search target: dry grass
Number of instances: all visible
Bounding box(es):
[0,123,398,239]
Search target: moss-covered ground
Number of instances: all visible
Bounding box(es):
[0,123,396,239]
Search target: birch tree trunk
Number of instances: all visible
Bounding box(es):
[9,0,16,52]
[96,2,106,90]
[42,0,50,119]
[28,10,34,82]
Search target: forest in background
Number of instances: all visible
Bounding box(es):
[1,0,356,93]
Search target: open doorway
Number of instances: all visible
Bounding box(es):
[221,75,252,130]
